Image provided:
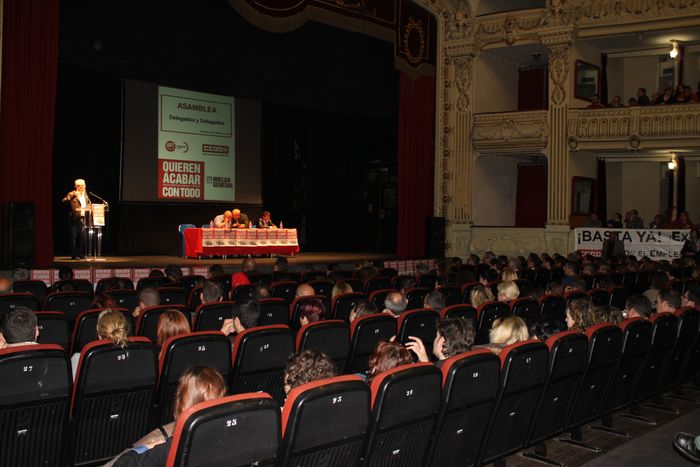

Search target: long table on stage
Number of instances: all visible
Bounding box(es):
[184,228,300,258]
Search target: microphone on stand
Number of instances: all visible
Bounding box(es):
[89,191,109,206]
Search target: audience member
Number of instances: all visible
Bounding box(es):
[110,366,226,466]
[655,86,675,105]
[0,306,38,349]
[163,265,183,284]
[231,272,250,287]
[500,267,518,281]
[656,289,681,314]
[636,88,650,105]
[423,290,446,312]
[241,258,257,273]
[0,276,14,295]
[200,281,223,304]
[670,210,696,229]
[487,316,529,354]
[10,267,30,282]
[566,298,595,331]
[649,214,665,229]
[73,309,131,379]
[586,94,605,108]
[156,309,191,351]
[133,287,160,318]
[628,97,638,106]
[295,283,315,298]
[297,298,325,327]
[283,350,337,395]
[496,281,519,302]
[349,299,378,323]
[593,305,624,324]
[608,95,623,107]
[601,231,626,261]
[681,285,699,308]
[383,291,408,317]
[256,283,271,299]
[644,271,669,305]
[406,317,475,366]
[331,281,353,298]
[606,212,623,228]
[624,294,653,319]
[529,317,567,341]
[366,341,413,383]
[220,299,260,337]
[58,266,74,281]
[586,212,603,227]
[470,284,495,307]
[207,264,224,280]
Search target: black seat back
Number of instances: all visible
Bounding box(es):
[364,363,442,467]
[230,325,295,405]
[478,341,548,465]
[589,288,611,307]
[136,276,170,291]
[347,314,397,374]
[95,277,135,294]
[338,278,363,293]
[270,281,299,303]
[280,376,369,466]
[296,320,350,371]
[405,287,431,311]
[158,286,187,306]
[136,305,187,342]
[428,350,500,467]
[230,284,257,302]
[104,289,138,314]
[417,274,438,290]
[258,297,290,326]
[36,311,70,350]
[307,279,333,298]
[71,338,158,466]
[157,332,232,426]
[13,280,47,302]
[0,293,40,313]
[365,276,391,294]
[176,275,204,296]
[475,301,509,345]
[437,286,462,306]
[632,313,678,402]
[510,298,541,327]
[0,344,71,467]
[540,295,566,324]
[397,309,438,355]
[246,272,272,285]
[43,291,92,327]
[609,286,629,309]
[461,282,480,304]
[440,304,477,329]
[331,292,366,322]
[167,393,280,467]
[660,308,699,391]
[193,301,233,332]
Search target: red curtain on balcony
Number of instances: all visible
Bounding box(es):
[515,164,547,227]
[397,72,435,258]
[518,66,548,111]
[0,0,59,266]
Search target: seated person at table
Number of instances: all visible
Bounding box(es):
[230,209,249,229]
[257,211,277,229]
[212,210,232,228]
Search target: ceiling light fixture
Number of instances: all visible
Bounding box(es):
[669,40,679,59]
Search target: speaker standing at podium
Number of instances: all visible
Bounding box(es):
[61,178,91,259]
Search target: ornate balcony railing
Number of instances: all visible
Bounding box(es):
[471,110,549,153]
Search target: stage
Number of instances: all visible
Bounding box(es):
[51,252,393,270]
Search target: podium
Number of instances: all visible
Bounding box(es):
[82,204,108,260]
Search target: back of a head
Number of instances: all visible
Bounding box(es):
[96,309,130,348]
[10,267,30,282]
[415,263,430,275]
[234,299,260,330]
[273,257,288,272]
[470,284,494,308]
[685,284,700,307]
[384,292,408,316]
[284,350,337,393]
[174,366,227,420]
[437,317,475,358]
[567,298,595,329]
[625,294,653,318]
[529,318,567,341]
[149,269,165,278]
[242,258,257,273]
[157,309,192,349]
[497,281,520,301]
[367,340,413,382]
[0,306,37,344]
[500,267,518,281]
[164,265,183,282]
[593,305,624,325]
[201,281,223,303]
[424,290,446,311]
[139,287,161,308]
[399,277,416,291]
[299,298,326,324]
[331,282,353,298]
[350,299,378,322]
[0,276,13,295]
[208,264,225,278]
[658,288,681,311]
[489,316,529,348]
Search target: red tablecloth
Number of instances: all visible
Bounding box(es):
[184,228,300,258]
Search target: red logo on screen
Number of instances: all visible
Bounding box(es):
[165,141,176,152]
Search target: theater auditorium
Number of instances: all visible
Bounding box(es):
[1,0,700,466]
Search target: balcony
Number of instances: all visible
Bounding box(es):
[471,110,549,153]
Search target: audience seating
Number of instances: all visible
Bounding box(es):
[307,279,333,298]
[405,287,430,311]
[347,313,397,374]
[331,291,366,322]
[211,274,232,296]
[461,281,480,304]
[71,337,158,466]
[230,325,295,404]
[300,271,325,283]
[187,286,203,316]
[654,308,700,401]
[477,341,549,466]
[245,272,271,285]
[296,320,350,371]
[564,290,588,308]
[427,349,500,467]
[12,279,47,302]
[175,274,203,295]
[0,292,41,312]
[270,281,299,303]
[36,311,71,350]
[136,276,170,290]
[417,273,438,290]
[397,309,439,357]
[192,301,233,332]
[437,286,462,306]
[166,393,280,467]
[589,288,612,307]
[523,331,588,465]
[679,307,700,385]
[368,288,395,311]
[379,267,398,278]
[230,284,257,302]
[258,297,291,326]
[52,279,94,296]
[364,276,391,295]
[157,286,187,306]
[363,363,442,467]
[288,294,330,330]
[95,277,135,294]
[560,324,623,451]
[474,301,509,345]
[43,291,92,324]
[105,289,138,314]
[540,295,566,324]
[392,274,415,290]
[272,271,302,283]
[71,308,132,355]
[439,304,477,327]
[609,286,629,309]
[337,278,364,293]
[0,344,72,467]
[136,304,187,342]
[156,332,232,426]
[509,297,540,326]
[279,375,369,466]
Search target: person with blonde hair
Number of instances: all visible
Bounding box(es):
[497,281,520,302]
[109,366,226,466]
[331,281,353,299]
[71,309,130,380]
[470,284,494,308]
[487,316,529,354]
[500,267,518,281]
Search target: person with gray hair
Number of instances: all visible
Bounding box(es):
[61,178,91,259]
[383,291,408,318]
[423,291,446,312]
[133,287,161,317]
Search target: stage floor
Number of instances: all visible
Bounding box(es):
[52,252,393,269]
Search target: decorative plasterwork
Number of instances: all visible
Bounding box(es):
[472,10,543,49]
[453,55,473,112]
[547,44,570,106]
[559,0,700,26]
[472,111,549,153]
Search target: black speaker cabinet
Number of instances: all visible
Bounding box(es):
[1,202,35,268]
[425,216,445,259]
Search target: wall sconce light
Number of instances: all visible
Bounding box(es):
[667,152,677,170]
[669,40,679,59]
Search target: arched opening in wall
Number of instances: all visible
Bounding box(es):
[473,153,546,227]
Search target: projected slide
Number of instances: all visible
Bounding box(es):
[157,86,235,201]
